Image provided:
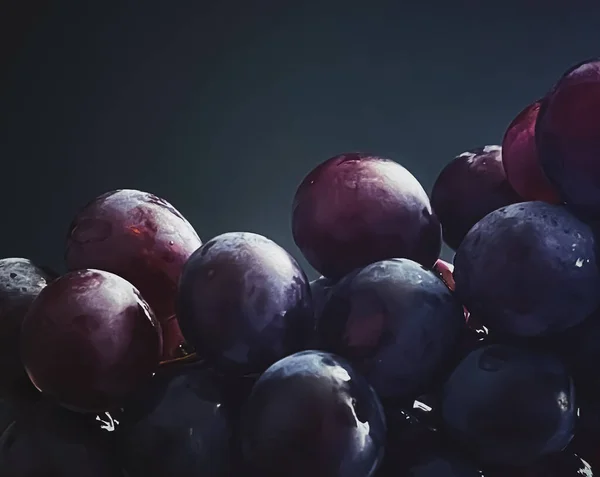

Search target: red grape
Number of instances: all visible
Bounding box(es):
[502,100,560,203]
[292,153,441,279]
[536,58,600,218]
[65,189,202,359]
[0,258,56,399]
[454,201,600,337]
[431,146,523,250]
[20,269,162,412]
[432,258,455,291]
[176,232,314,376]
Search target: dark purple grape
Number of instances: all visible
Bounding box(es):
[117,360,232,477]
[65,189,202,360]
[176,232,314,376]
[431,146,523,250]
[0,400,16,437]
[402,451,484,477]
[454,201,600,337]
[536,58,600,218]
[20,269,162,413]
[441,344,576,467]
[317,259,464,402]
[0,258,56,399]
[310,276,336,320]
[0,399,122,476]
[292,153,441,279]
[502,100,560,204]
[240,350,386,477]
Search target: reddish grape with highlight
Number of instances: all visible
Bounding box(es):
[292,153,441,279]
[20,269,162,412]
[65,189,202,359]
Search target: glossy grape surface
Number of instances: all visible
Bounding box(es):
[241,350,386,477]
[454,201,600,337]
[292,153,441,279]
[65,189,202,359]
[21,269,162,412]
[502,100,560,203]
[442,344,576,466]
[177,232,314,376]
[317,259,465,401]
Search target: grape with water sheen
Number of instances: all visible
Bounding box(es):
[177,232,314,376]
[442,344,576,467]
[117,359,232,477]
[20,269,162,412]
[431,146,523,250]
[240,350,386,477]
[454,201,600,337]
[65,189,202,359]
[0,258,56,399]
[502,100,560,204]
[317,258,465,402]
[536,58,600,218]
[292,153,441,279]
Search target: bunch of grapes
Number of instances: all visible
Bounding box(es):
[2,58,600,477]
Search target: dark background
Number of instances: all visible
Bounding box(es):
[1,1,600,279]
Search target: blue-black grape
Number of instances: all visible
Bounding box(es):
[310,275,336,320]
[117,360,232,477]
[20,269,162,413]
[240,350,386,477]
[454,201,600,337]
[292,153,441,279]
[317,259,465,402]
[442,344,576,467]
[176,232,314,377]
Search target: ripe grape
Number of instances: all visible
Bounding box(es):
[442,345,576,466]
[317,259,465,402]
[454,201,600,337]
[292,153,441,279]
[176,232,314,376]
[502,100,560,204]
[117,359,232,477]
[0,399,122,476]
[536,58,600,218]
[20,269,162,412]
[65,189,202,359]
[240,350,386,477]
[0,258,56,398]
[431,146,523,250]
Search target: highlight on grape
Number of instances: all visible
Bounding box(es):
[2,58,600,477]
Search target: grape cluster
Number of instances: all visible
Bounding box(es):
[2,58,600,477]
